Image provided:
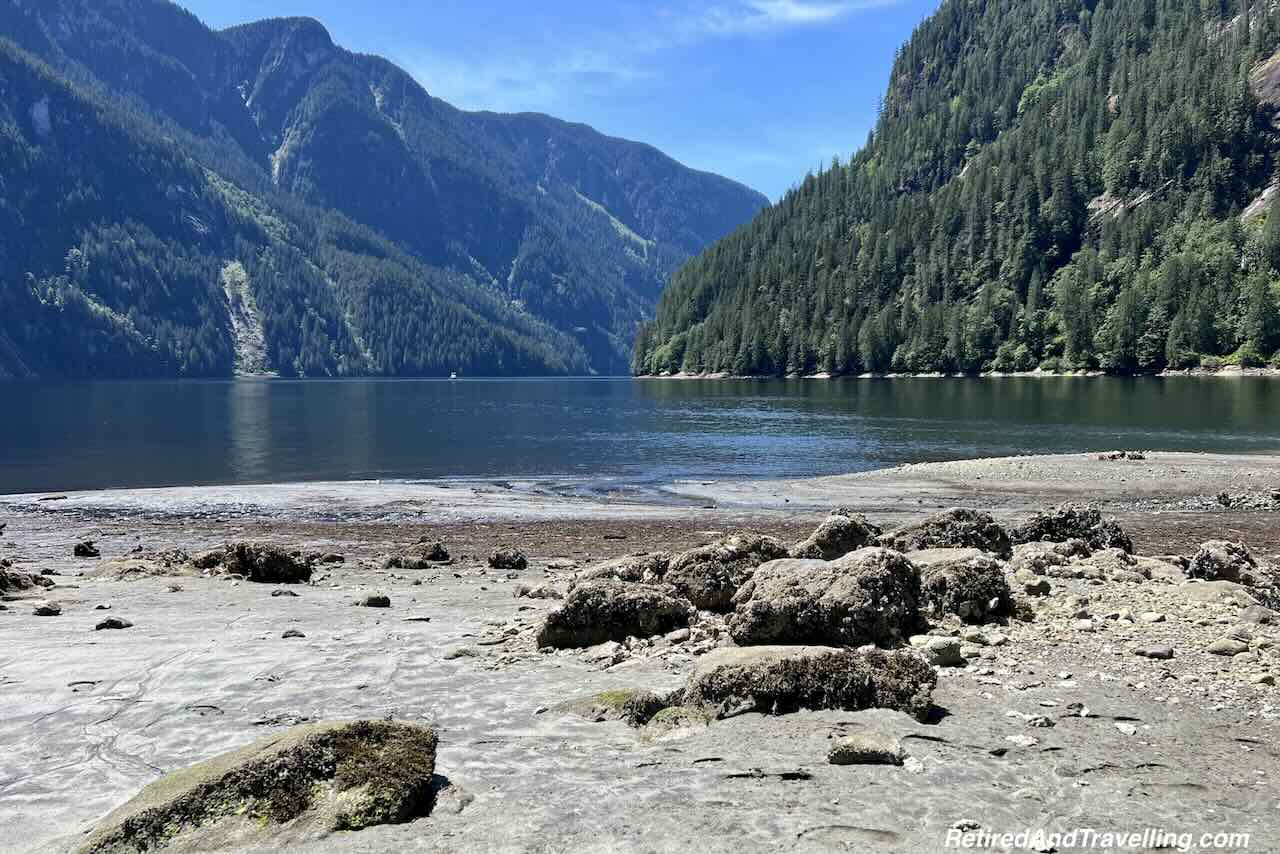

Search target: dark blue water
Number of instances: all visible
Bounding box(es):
[1,377,1277,494]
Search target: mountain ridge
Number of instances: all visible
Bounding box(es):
[0,0,768,378]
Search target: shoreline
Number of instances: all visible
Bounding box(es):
[641,365,1280,380]
[3,451,1279,853]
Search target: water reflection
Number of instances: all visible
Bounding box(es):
[0,377,1275,494]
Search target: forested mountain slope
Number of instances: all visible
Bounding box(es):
[635,0,1280,376]
[0,0,767,378]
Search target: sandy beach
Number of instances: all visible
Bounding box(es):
[2,452,1278,853]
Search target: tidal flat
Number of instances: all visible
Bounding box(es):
[1,452,1278,853]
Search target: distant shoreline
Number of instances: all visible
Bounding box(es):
[637,365,1280,380]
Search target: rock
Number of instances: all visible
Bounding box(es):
[536,581,693,649]
[1207,638,1249,656]
[74,720,438,853]
[1252,673,1276,686]
[74,541,101,558]
[915,636,964,667]
[663,534,790,612]
[1076,548,1149,583]
[514,584,562,600]
[361,594,391,608]
[272,589,300,598]
[1240,605,1279,625]
[1015,571,1052,597]
[1187,541,1267,586]
[88,551,195,581]
[791,512,881,560]
[912,549,1012,624]
[282,629,306,639]
[198,543,312,584]
[827,731,905,766]
[1115,722,1138,736]
[1174,580,1258,607]
[638,706,714,742]
[488,547,528,570]
[442,646,476,660]
[682,645,936,722]
[1134,645,1174,660]
[555,689,667,726]
[573,553,671,586]
[728,548,921,647]
[33,603,62,617]
[0,562,54,592]
[1010,503,1133,553]
[664,628,691,643]
[94,618,133,631]
[877,509,1012,559]
[385,539,450,569]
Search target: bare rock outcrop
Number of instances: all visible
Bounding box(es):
[727,548,922,647]
[877,509,1012,559]
[682,646,936,722]
[75,720,439,853]
[536,581,693,649]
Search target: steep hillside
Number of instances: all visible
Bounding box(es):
[0,0,768,377]
[636,0,1280,376]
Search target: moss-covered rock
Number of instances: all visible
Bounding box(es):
[683,645,936,722]
[912,549,1013,624]
[664,534,791,612]
[76,720,438,853]
[791,512,882,561]
[536,581,693,648]
[639,706,715,742]
[878,509,1012,559]
[556,688,667,726]
[728,549,922,647]
[194,543,312,584]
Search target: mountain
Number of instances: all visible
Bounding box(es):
[0,0,768,378]
[635,0,1280,377]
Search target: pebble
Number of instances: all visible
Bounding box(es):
[1207,639,1249,657]
[1138,612,1166,623]
[33,604,62,617]
[282,629,306,639]
[1115,723,1138,736]
[1134,645,1174,660]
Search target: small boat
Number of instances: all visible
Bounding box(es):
[450,371,458,380]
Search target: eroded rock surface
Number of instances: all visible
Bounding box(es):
[728,548,921,646]
[664,534,790,611]
[76,720,438,854]
[683,646,936,722]
[536,581,693,648]
[877,509,1012,559]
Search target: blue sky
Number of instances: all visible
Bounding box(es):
[181,0,941,200]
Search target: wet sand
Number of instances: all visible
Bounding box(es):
[1,452,1278,853]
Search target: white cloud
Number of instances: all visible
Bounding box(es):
[678,0,900,39]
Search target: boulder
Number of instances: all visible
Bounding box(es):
[555,689,667,726]
[1076,548,1150,583]
[75,720,438,853]
[88,551,195,581]
[639,706,714,742]
[682,646,936,722]
[1009,540,1089,576]
[664,534,790,612]
[0,561,54,592]
[877,509,1012,559]
[536,581,693,649]
[1010,503,1133,553]
[33,603,62,617]
[95,618,133,631]
[791,512,881,561]
[196,543,311,584]
[361,594,391,608]
[1187,541,1267,586]
[827,731,905,766]
[728,548,921,647]
[385,539,450,569]
[572,553,671,587]
[910,635,964,667]
[488,547,528,570]
[74,540,101,558]
[514,584,562,600]
[911,549,1012,624]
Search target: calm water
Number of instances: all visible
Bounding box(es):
[0,377,1277,495]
